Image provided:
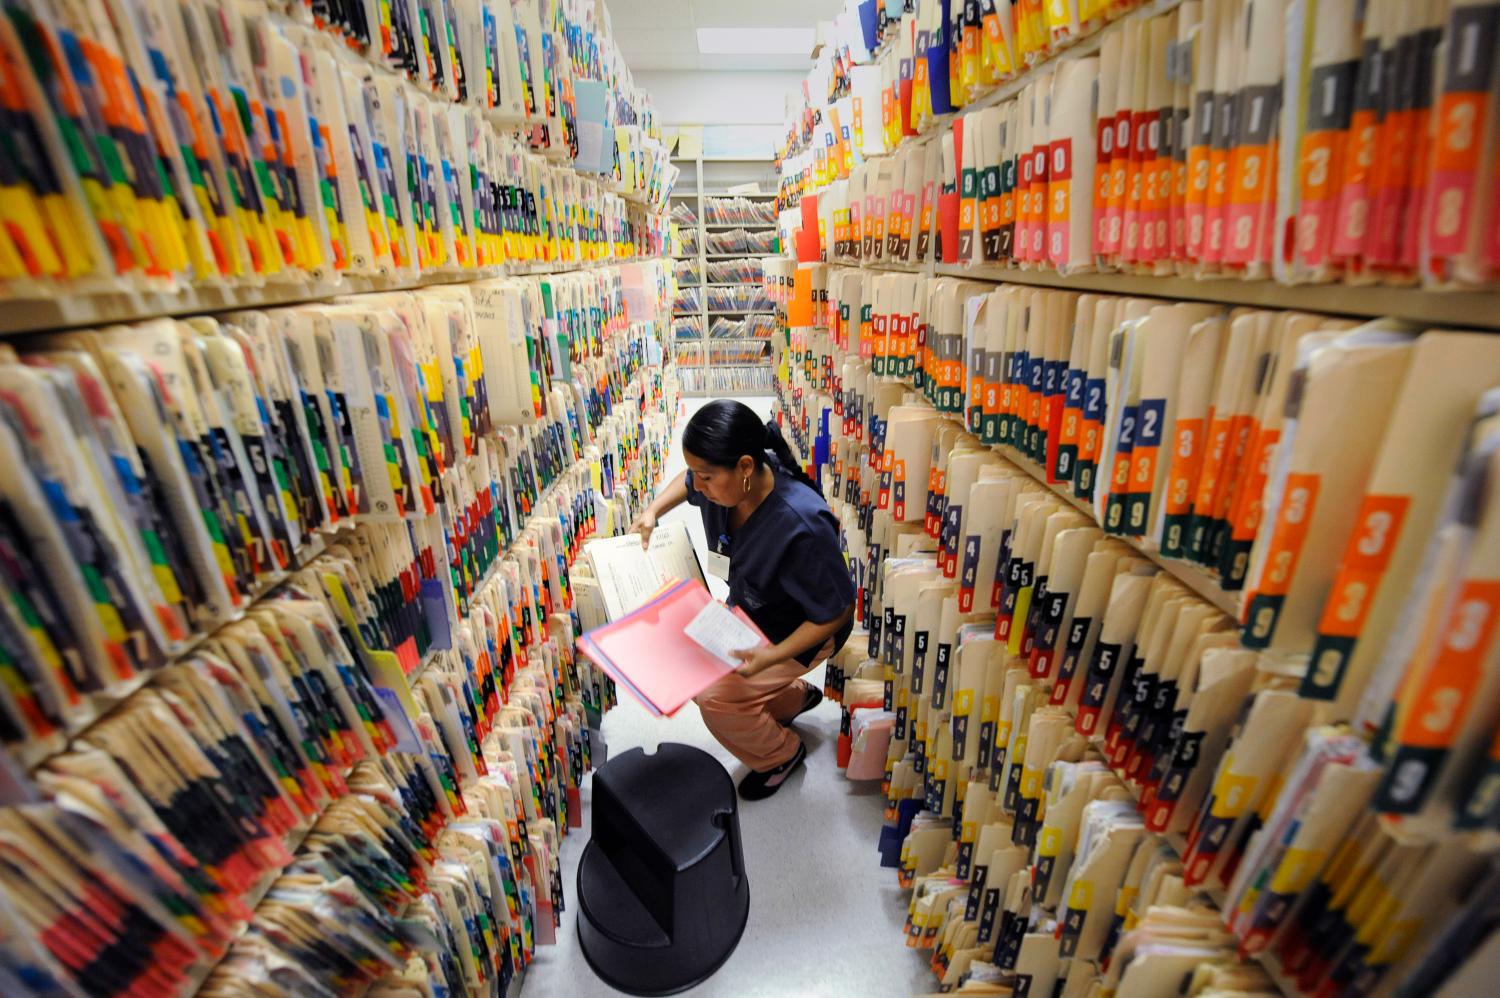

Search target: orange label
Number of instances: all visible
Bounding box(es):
[1434,92,1487,173]
[1339,114,1377,191]
[1059,407,1082,448]
[1315,494,1411,638]
[1050,182,1071,224]
[1255,473,1320,598]
[1192,415,1233,515]
[1397,579,1500,749]
[1211,414,1255,521]
[1227,144,1272,206]
[1298,130,1341,202]
[1162,416,1205,516]
[1129,444,1159,496]
[1228,427,1281,539]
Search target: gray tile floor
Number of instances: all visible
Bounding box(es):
[521,397,932,997]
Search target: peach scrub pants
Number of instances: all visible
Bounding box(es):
[693,659,818,771]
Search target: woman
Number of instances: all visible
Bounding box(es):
[630,400,855,800]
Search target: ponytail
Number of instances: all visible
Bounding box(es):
[763,419,822,497]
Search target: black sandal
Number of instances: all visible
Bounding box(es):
[781,684,823,726]
[738,741,806,801]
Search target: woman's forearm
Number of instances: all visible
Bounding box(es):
[648,470,689,519]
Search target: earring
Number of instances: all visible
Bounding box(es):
[743,476,751,493]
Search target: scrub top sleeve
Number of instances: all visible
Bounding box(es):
[778,518,856,625]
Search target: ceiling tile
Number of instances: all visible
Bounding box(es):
[699,52,820,71]
[605,0,843,70]
[613,26,698,54]
[643,51,704,70]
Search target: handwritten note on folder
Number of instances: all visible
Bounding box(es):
[578,524,769,716]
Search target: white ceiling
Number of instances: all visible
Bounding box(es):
[603,0,844,71]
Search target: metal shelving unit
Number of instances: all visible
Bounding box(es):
[670,157,782,395]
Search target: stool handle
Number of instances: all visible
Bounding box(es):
[713,809,745,883]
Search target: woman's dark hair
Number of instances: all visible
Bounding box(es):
[682,400,823,496]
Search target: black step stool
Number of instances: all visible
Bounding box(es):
[576,743,750,995]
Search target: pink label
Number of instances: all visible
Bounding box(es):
[1182,198,1206,258]
[1170,194,1187,261]
[1047,222,1069,266]
[1424,169,1474,258]
[1122,204,1142,262]
[1141,209,1169,262]
[1330,181,1370,260]
[1223,201,1274,266]
[1295,198,1338,267]
[1185,190,1208,260]
[1203,193,1228,264]
[1103,206,1123,257]
[1364,185,1406,268]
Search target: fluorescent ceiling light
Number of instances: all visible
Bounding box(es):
[696,27,814,55]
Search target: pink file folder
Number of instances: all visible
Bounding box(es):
[578,579,769,717]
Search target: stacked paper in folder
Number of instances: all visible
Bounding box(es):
[579,579,769,718]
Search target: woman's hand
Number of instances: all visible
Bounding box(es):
[627,507,657,548]
[730,645,782,678]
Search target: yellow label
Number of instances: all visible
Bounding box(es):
[1369,916,1420,966]
[1208,758,1258,818]
[1067,879,1094,910]
[1020,764,1042,799]
[1270,846,1328,895]
[1355,886,1401,948]
[1008,587,1034,654]
[1038,826,1063,856]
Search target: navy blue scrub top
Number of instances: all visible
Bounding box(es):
[685,458,856,666]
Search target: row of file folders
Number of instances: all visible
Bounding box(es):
[0,281,683,995]
[0,262,671,760]
[790,264,1500,763]
[780,0,1499,289]
[771,310,1500,995]
[0,0,675,297]
[3,460,632,997]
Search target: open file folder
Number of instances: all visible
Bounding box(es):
[579,579,770,718]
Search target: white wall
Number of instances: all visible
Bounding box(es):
[635,70,802,125]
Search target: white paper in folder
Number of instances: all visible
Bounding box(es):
[582,521,708,621]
